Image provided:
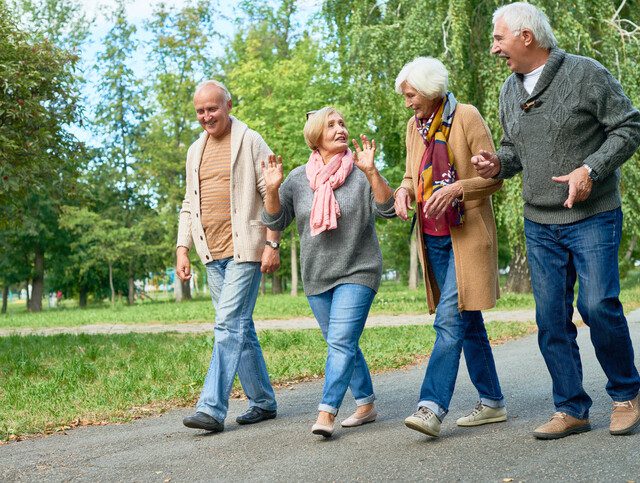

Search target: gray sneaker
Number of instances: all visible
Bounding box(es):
[456,402,507,427]
[404,406,441,437]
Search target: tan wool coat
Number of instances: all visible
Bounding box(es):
[177,116,273,265]
[400,103,502,313]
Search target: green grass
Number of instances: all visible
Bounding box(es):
[3,271,640,331]
[0,321,535,441]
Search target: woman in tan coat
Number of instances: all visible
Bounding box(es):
[394,57,506,438]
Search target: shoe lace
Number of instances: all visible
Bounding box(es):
[470,401,484,417]
[613,400,632,410]
[416,407,435,421]
[551,411,567,421]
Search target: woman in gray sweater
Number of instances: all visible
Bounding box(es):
[261,107,395,437]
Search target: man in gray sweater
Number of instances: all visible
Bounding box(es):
[473,2,640,439]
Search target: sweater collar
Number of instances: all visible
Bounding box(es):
[515,47,566,101]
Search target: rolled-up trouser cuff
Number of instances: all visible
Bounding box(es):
[481,397,506,409]
[355,394,375,406]
[318,403,338,415]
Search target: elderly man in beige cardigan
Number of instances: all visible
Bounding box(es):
[177,80,280,433]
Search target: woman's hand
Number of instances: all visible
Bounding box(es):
[423,182,463,219]
[352,134,377,177]
[394,187,413,221]
[261,154,284,192]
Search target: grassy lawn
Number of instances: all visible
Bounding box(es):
[2,271,640,331]
[0,321,535,442]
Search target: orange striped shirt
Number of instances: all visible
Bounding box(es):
[199,133,233,259]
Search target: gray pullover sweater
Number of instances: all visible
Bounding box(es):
[496,48,640,224]
[262,166,395,296]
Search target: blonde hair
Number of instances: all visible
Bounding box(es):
[303,107,346,150]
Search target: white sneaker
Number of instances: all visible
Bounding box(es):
[456,402,507,427]
[404,407,441,437]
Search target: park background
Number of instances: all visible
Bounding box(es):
[1,0,640,442]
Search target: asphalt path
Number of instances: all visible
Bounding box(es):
[2,321,639,481]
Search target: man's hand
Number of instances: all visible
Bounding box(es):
[552,166,593,208]
[471,150,501,179]
[424,183,463,219]
[394,187,413,221]
[260,246,280,274]
[176,247,192,281]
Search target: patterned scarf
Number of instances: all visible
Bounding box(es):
[416,91,463,227]
[306,148,354,236]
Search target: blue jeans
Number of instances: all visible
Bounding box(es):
[524,208,640,419]
[307,284,377,415]
[418,235,504,420]
[196,258,277,422]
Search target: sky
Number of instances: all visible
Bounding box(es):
[72,0,321,144]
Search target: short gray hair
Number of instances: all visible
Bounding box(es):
[493,2,557,49]
[194,79,232,102]
[395,57,448,99]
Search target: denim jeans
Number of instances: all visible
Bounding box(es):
[307,283,377,415]
[418,235,505,420]
[524,208,640,419]
[196,258,277,422]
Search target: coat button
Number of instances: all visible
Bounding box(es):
[194,190,197,195]
[200,236,203,241]
[205,255,210,260]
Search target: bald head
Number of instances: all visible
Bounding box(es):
[194,83,232,139]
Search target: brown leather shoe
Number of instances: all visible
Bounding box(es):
[533,412,591,440]
[610,394,640,435]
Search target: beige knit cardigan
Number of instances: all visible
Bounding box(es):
[400,103,503,313]
[177,116,273,265]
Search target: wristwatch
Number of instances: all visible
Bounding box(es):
[265,240,280,249]
[582,163,597,181]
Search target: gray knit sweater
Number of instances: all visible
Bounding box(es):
[496,48,640,224]
[262,166,395,296]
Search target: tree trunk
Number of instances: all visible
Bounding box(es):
[261,276,266,295]
[128,275,135,305]
[272,275,282,294]
[624,235,637,262]
[1,286,8,314]
[109,262,115,306]
[409,235,419,290]
[505,246,531,293]
[25,280,30,306]
[175,278,192,302]
[29,247,44,312]
[290,232,298,296]
[79,285,88,308]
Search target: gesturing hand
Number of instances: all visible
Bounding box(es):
[261,154,284,192]
[352,134,377,177]
[423,183,463,219]
[394,187,413,221]
[471,150,501,179]
[552,166,592,208]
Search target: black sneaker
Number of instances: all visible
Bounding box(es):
[183,412,224,432]
[235,407,277,425]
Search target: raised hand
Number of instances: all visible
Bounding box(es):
[471,150,501,179]
[261,154,284,192]
[352,134,377,177]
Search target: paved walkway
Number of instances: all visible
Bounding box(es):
[0,308,577,337]
[2,322,639,481]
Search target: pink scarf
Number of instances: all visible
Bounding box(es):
[305,149,354,236]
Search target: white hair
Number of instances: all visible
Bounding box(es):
[395,57,448,99]
[194,79,232,102]
[493,2,557,49]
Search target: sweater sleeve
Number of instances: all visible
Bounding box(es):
[582,64,640,181]
[176,146,193,249]
[399,118,417,200]
[251,131,274,201]
[457,105,504,201]
[496,82,523,179]
[261,173,295,231]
